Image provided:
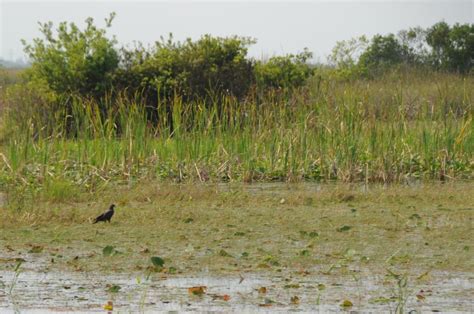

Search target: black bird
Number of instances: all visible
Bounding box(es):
[93,204,115,224]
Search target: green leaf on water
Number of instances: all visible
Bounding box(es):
[409,213,421,220]
[337,225,352,232]
[300,249,310,257]
[102,245,116,256]
[219,249,232,257]
[151,256,165,267]
[341,299,353,308]
[106,284,121,293]
[168,266,177,274]
[309,231,319,238]
[317,283,326,290]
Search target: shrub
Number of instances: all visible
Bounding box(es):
[113,34,256,132]
[254,49,314,90]
[116,34,255,101]
[22,13,119,99]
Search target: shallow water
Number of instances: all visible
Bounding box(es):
[1,261,472,312]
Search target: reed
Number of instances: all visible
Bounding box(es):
[0,68,472,203]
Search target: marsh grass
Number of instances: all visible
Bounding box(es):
[0,69,472,206]
[0,181,472,311]
[0,182,472,272]
[7,260,23,296]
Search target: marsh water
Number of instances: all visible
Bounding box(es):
[1,182,473,312]
[0,260,472,312]
[1,235,472,312]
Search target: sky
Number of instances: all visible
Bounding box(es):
[0,0,472,63]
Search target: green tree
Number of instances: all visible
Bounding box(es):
[447,23,474,73]
[426,21,452,69]
[22,13,119,98]
[254,49,314,90]
[426,22,474,73]
[329,35,369,69]
[397,26,428,65]
[358,34,408,73]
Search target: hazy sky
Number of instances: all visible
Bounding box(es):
[1,0,472,62]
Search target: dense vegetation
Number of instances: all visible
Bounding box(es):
[0,15,472,207]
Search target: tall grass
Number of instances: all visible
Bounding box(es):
[0,69,472,205]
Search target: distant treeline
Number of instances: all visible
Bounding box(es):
[330,21,474,77]
[15,14,474,99]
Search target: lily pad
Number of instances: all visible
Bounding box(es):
[151,256,165,267]
[300,250,310,256]
[341,299,353,308]
[102,245,119,257]
[337,225,352,232]
[106,284,121,293]
[219,249,232,257]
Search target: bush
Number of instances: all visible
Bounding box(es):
[254,49,314,90]
[22,13,119,99]
[113,34,256,131]
[116,34,255,101]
